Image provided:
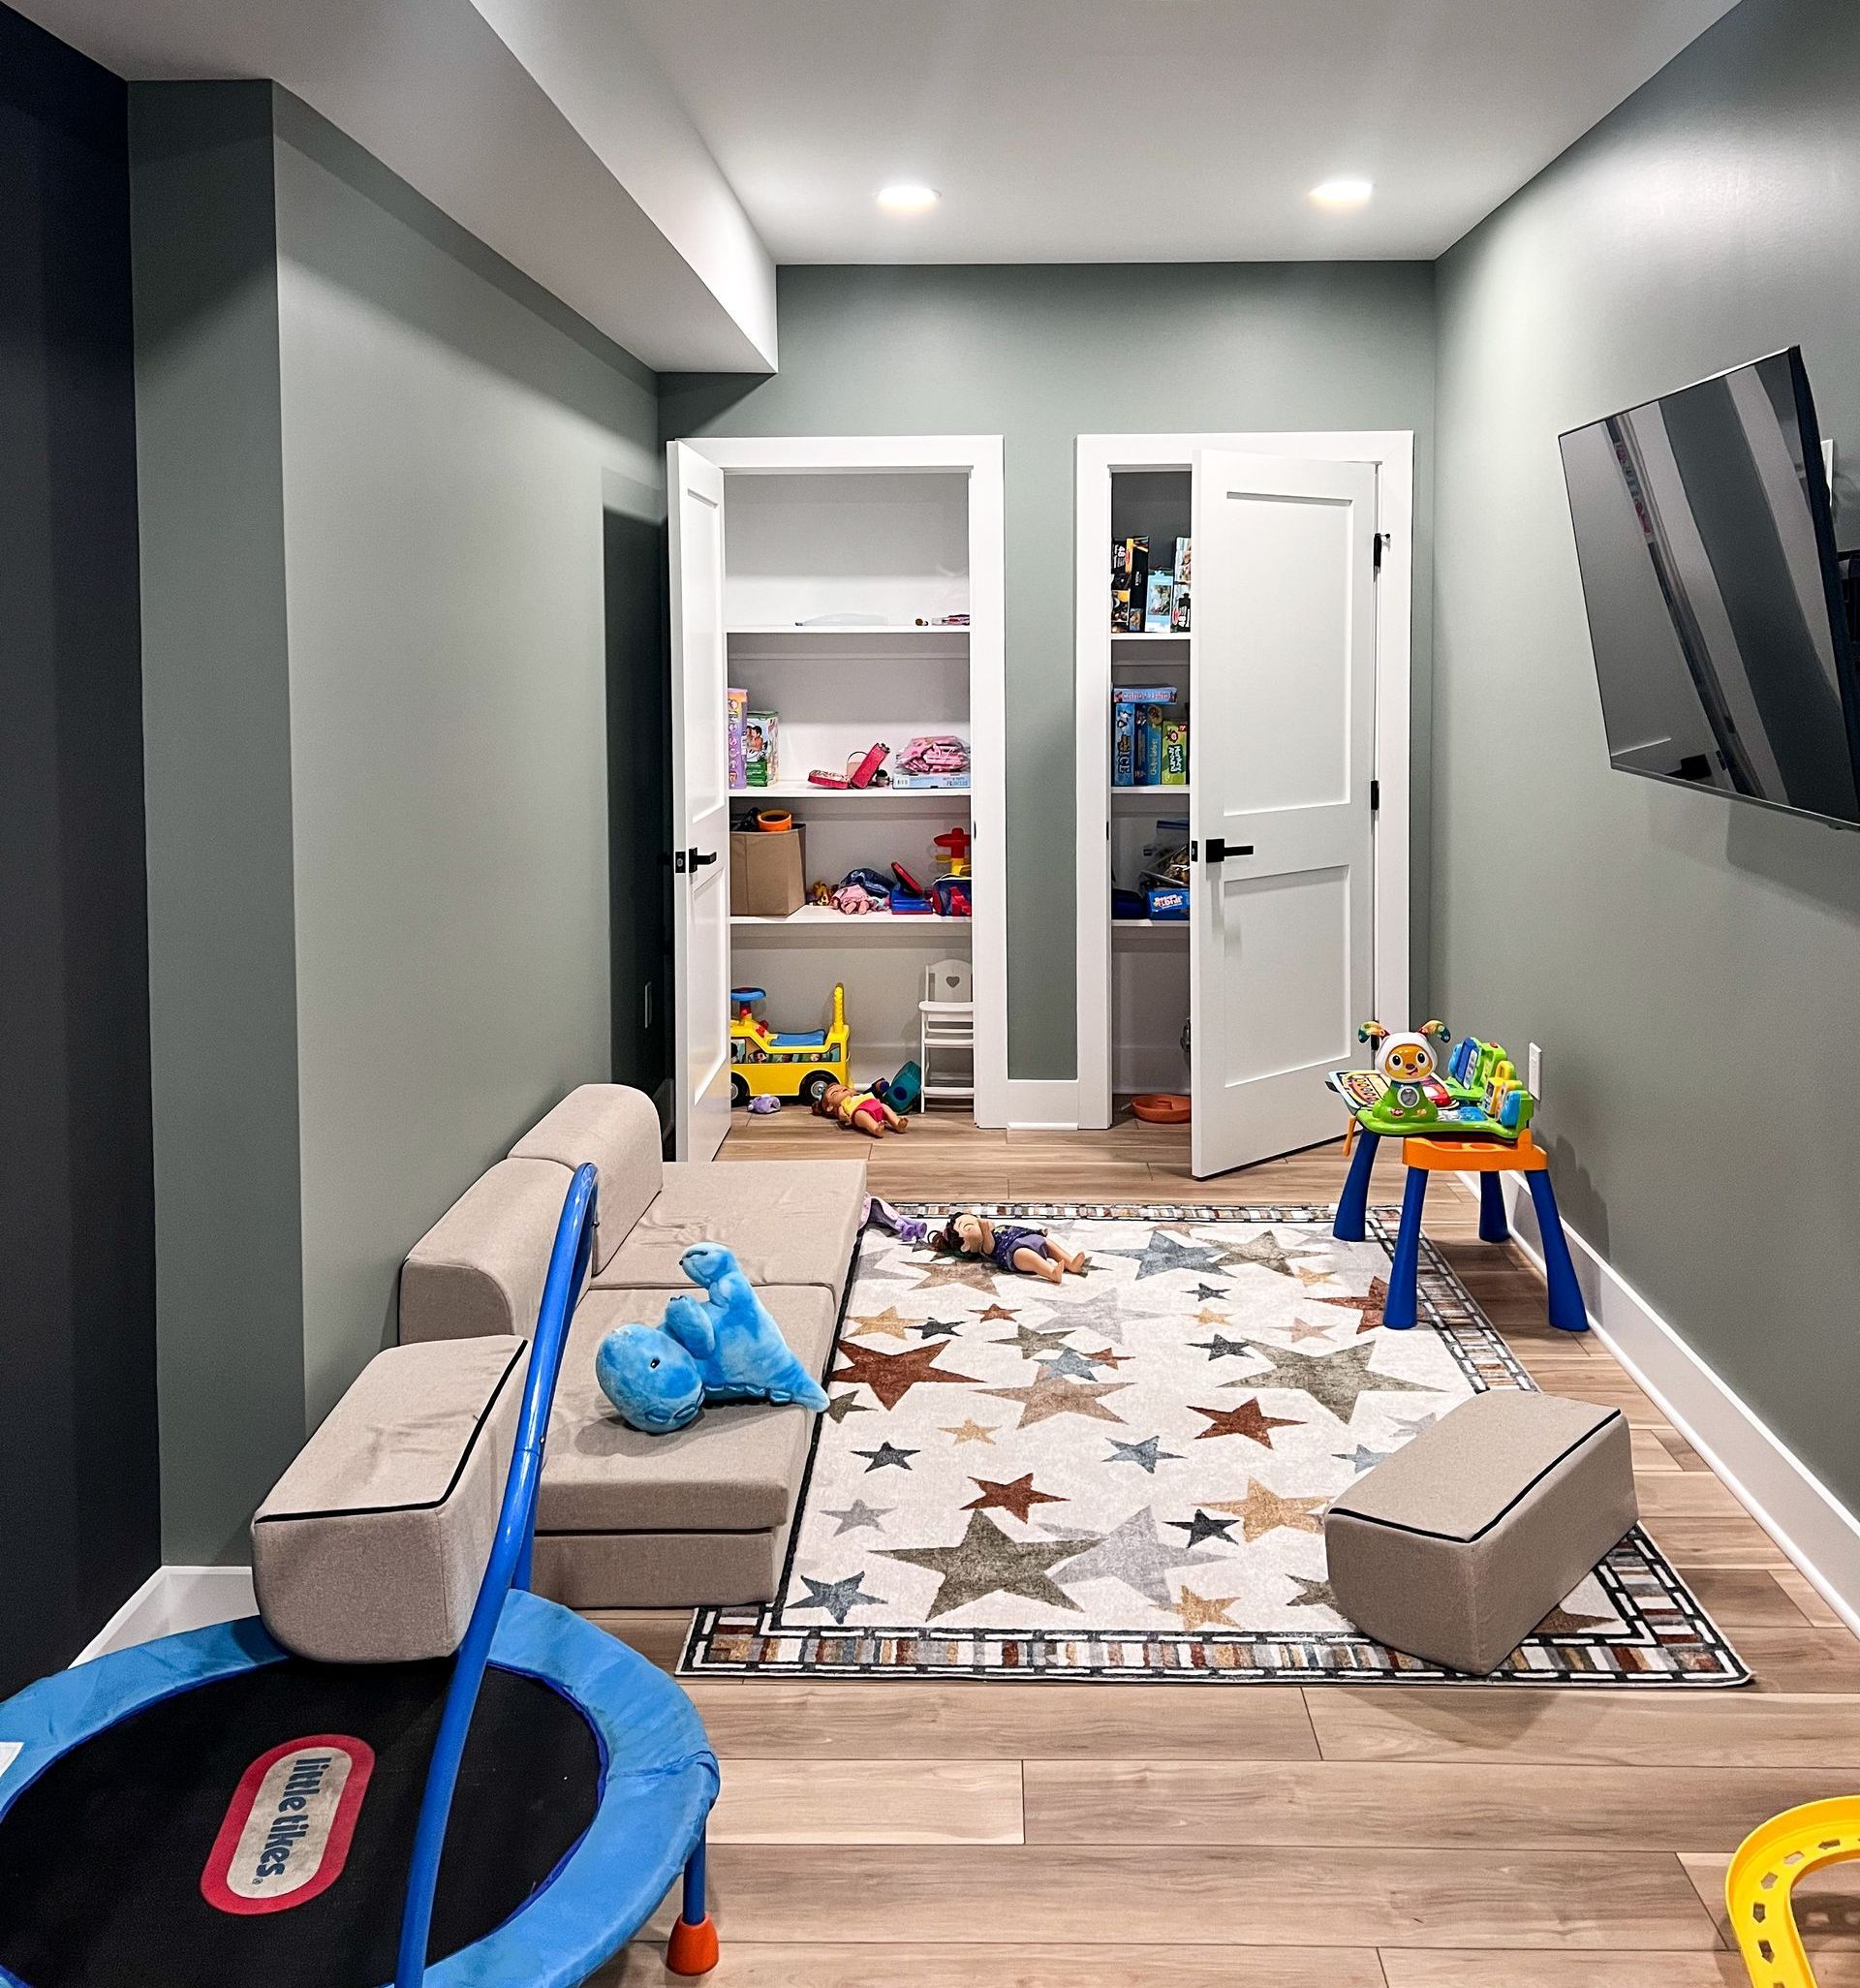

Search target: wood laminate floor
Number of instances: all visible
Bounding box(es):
[588,1108,1860,1986]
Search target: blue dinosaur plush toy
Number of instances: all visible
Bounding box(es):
[594,1242,829,1435]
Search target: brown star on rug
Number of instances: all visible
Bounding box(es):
[830,1340,981,1413]
[846,1305,915,1341]
[976,1303,1019,1322]
[1205,1478,1328,1542]
[1189,1397,1303,1447]
[963,1474,1068,1523]
[877,1508,1092,1619]
[1307,1276,1389,1334]
[911,1256,1003,1293]
[983,1368,1132,1430]
[1168,1586,1242,1631]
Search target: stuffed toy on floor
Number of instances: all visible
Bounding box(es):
[595,1241,829,1434]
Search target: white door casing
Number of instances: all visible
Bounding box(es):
[1190,450,1378,1177]
[667,441,732,1162]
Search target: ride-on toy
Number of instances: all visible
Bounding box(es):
[730,983,850,1106]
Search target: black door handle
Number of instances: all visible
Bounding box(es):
[1204,839,1255,863]
[689,848,718,868]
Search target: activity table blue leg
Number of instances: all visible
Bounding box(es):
[1334,1131,1380,1242]
[1383,1165,1428,1329]
[1525,1171,1589,1333]
[666,1827,720,1975]
[1478,1169,1509,1244]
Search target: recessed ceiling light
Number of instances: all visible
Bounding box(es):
[1309,176,1373,210]
[877,183,939,215]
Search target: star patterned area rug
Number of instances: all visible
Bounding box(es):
[679,1206,1748,1687]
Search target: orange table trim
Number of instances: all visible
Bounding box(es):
[1402,1131,1547,1173]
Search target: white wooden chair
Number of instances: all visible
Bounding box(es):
[917,957,976,1109]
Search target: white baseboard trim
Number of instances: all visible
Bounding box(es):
[73,1565,257,1665]
[1489,1172,1860,1638]
[1003,1077,1080,1131]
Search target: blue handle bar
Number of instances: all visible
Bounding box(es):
[393,1161,598,1988]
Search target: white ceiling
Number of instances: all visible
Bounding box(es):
[616,0,1740,264]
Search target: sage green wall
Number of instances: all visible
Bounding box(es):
[662,264,1437,1081]
[132,81,308,1566]
[271,100,660,1437]
[1434,0,1860,1509]
[134,83,660,1559]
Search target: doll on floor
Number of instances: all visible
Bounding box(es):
[814,1080,911,1138]
[932,1210,1089,1285]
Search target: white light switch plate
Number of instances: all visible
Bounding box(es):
[1528,1042,1542,1095]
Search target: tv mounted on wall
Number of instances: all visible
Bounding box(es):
[1560,346,1860,829]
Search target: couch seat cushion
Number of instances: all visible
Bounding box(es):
[539,1284,838,1533]
[593,1158,867,1296]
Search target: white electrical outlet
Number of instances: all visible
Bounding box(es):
[1528,1042,1542,1096]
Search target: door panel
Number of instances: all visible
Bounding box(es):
[1191,450,1377,1177]
[667,442,731,1162]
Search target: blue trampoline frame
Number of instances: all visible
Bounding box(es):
[0,1163,720,1988]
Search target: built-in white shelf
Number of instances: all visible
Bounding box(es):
[1111,784,1191,805]
[1113,916,1190,939]
[732,907,976,946]
[1110,630,1191,642]
[733,782,970,807]
[728,624,968,642]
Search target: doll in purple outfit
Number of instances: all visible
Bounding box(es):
[931,1211,1091,1285]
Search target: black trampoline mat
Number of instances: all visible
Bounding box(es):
[0,1659,602,1988]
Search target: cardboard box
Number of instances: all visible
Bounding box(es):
[729,825,807,917]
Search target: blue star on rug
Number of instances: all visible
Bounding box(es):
[1101,1231,1231,1281]
[790,1571,884,1625]
[1038,1348,1105,1381]
[1190,1332,1255,1362]
[1104,1435,1183,1474]
[1334,1444,1392,1475]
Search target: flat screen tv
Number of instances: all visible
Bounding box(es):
[1559,346,1860,828]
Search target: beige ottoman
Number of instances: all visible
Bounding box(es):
[252,1337,529,1663]
[1324,1390,1637,1673]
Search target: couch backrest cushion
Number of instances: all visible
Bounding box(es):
[510,1084,661,1272]
[399,1157,575,1344]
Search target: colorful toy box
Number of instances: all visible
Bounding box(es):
[744,710,778,787]
[727,688,748,790]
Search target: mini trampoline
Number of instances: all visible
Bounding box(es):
[0,1165,720,1988]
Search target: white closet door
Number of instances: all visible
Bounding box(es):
[1190,450,1378,1177]
[667,442,731,1162]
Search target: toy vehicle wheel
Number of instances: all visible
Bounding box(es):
[730,1073,750,1107]
[799,1072,833,1105]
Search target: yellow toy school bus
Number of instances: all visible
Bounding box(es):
[729,983,850,1106]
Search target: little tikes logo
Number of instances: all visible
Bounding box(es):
[200,1735,374,1915]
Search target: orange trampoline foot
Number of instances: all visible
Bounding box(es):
[666,1914,720,1976]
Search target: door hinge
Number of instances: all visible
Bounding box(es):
[1373,531,1386,575]
[1370,778,1380,814]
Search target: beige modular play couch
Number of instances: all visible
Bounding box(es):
[398,1085,866,1608]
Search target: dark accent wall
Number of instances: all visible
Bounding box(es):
[0,3,157,1691]
[1434,0,1860,1508]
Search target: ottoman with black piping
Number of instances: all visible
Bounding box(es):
[1323,1389,1637,1674]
